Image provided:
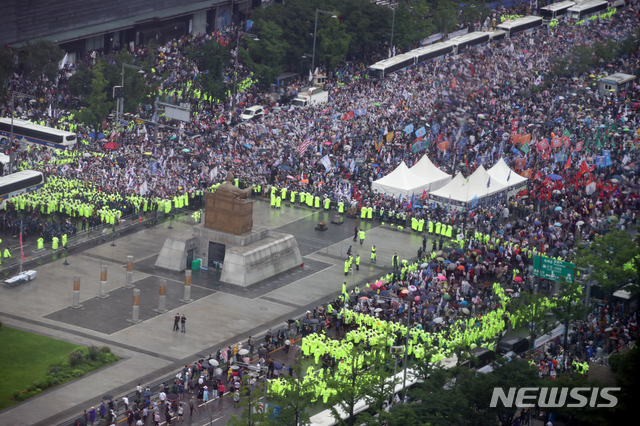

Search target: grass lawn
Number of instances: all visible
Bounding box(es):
[0,326,81,411]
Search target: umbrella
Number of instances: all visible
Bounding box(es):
[576,221,585,226]
[534,220,541,226]
[436,257,445,262]
[429,262,438,268]
[389,285,399,290]
[443,294,451,300]
[555,206,563,211]
[274,363,283,370]
[414,296,421,302]
[143,390,153,397]
[420,262,429,268]
[73,417,88,426]
[462,308,470,315]
[459,300,468,306]
[239,349,249,356]
[231,365,240,370]
[408,285,417,292]
[401,289,409,294]
[420,295,428,301]
[457,265,465,270]
[371,164,380,168]
[209,359,219,367]
[380,290,390,296]
[486,253,495,258]
[103,395,113,400]
[438,275,447,280]
[434,317,444,324]
[182,148,190,153]
[547,174,563,181]
[427,307,436,312]
[302,318,319,324]
[554,222,562,226]
[359,296,369,300]
[166,392,178,401]
[514,276,523,282]
[454,248,464,254]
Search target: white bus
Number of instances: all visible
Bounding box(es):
[449,32,491,54]
[0,118,77,150]
[0,170,45,209]
[369,54,416,78]
[566,0,608,19]
[496,16,544,37]
[406,41,455,64]
[489,30,507,42]
[539,1,576,20]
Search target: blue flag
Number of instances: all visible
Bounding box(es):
[507,170,511,182]
[469,195,478,208]
[487,177,491,188]
[415,127,427,138]
[246,20,254,31]
[404,124,414,134]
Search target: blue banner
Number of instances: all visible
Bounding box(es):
[355,108,367,116]
[415,126,426,138]
[150,161,158,175]
[595,156,606,167]
[477,155,488,166]
[554,154,565,163]
[404,124,414,134]
[431,124,440,135]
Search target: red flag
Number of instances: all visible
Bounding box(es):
[342,111,354,120]
[19,233,25,261]
[564,156,571,171]
[421,190,427,200]
[577,160,593,178]
[534,171,542,180]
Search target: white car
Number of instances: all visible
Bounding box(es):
[240,106,265,121]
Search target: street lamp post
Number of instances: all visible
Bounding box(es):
[311,9,337,79]
[117,63,144,148]
[390,7,396,55]
[232,31,259,115]
[9,90,37,174]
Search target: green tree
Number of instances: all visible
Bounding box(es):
[464,358,541,426]
[511,291,553,357]
[326,342,388,426]
[227,382,276,426]
[317,15,350,71]
[609,345,640,423]
[75,62,113,141]
[19,40,65,84]
[242,19,288,85]
[187,38,231,100]
[431,0,459,34]
[574,228,640,305]
[268,360,314,426]
[552,272,592,353]
[0,46,14,103]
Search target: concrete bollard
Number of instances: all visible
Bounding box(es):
[154,279,168,313]
[98,265,109,298]
[128,288,142,324]
[124,255,134,288]
[180,270,193,303]
[71,275,82,308]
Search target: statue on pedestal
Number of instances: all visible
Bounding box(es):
[217,171,253,199]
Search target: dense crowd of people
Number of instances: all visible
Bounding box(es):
[2,1,640,424]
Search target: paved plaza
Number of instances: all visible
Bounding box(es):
[0,199,427,426]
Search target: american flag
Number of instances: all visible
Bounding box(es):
[298,139,312,155]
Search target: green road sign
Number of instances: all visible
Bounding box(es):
[532,255,575,283]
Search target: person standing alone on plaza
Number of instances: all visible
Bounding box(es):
[173,313,180,331]
[181,314,187,333]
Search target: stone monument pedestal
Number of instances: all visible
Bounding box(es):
[155,186,302,287]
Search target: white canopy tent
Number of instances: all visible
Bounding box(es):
[430,166,509,210]
[487,158,528,197]
[371,161,432,198]
[409,155,452,191]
